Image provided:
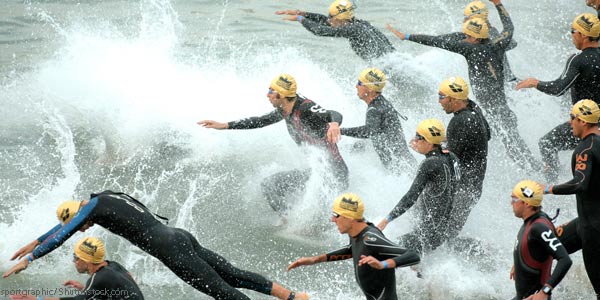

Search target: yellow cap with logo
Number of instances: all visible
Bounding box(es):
[56,201,81,224]
[571,99,600,124]
[464,1,489,19]
[572,13,600,38]
[512,180,543,207]
[74,237,106,264]
[439,76,469,100]
[462,18,489,39]
[358,68,386,92]
[332,193,364,220]
[329,0,354,20]
[270,74,297,98]
[416,119,445,145]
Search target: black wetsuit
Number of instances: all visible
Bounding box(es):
[437,21,518,82]
[551,133,600,298]
[227,96,348,212]
[61,261,144,300]
[301,13,395,61]
[33,191,273,300]
[513,212,572,300]
[408,4,539,171]
[340,95,416,174]
[385,148,461,253]
[445,100,491,238]
[325,223,420,300]
[535,47,600,182]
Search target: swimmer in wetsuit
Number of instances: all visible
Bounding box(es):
[287,193,420,300]
[2,191,308,300]
[437,77,491,240]
[341,68,417,175]
[387,0,541,173]
[10,237,144,300]
[516,13,600,183]
[198,74,348,214]
[377,119,461,254]
[509,180,572,300]
[437,0,518,82]
[275,0,395,62]
[543,100,600,299]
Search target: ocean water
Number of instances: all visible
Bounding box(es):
[0,0,596,299]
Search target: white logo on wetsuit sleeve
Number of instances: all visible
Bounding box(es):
[541,229,562,251]
[310,105,327,113]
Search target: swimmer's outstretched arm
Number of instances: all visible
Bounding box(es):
[287,254,327,271]
[197,120,228,129]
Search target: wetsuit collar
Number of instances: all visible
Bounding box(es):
[282,98,301,117]
[350,223,369,239]
[425,147,444,158]
[366,94,384,106]
[581,131,600,140]
[453,99,475,115]
[87,260,108,274]
[522,211,546,224]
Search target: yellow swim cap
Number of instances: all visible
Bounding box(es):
[512,180,543,207]
[439,76,469,100]
[358,68,386,92]
[74,237,106,264]
[464,1,489,19]
[328,0,354,20]
[571,99,600,124]
[416,119,445,145]
[332,193,364,220]
[572,13,600,38]
[462,18,489,39]
[56,201,81,224]
[270,74,297,98]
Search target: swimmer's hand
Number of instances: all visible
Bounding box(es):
[197,120,228,129]
[2,258,29,278]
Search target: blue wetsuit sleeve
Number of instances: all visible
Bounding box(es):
[32,198,98,259]
[36,224,62,243]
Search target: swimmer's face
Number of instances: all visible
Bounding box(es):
[438,94,454,114]
[409,134,429,154]
[73,254,88,274]
[331,213,352,234]
[569,114,585,138]
[356,80,369,100]
[571,29,583,50]
[511,195,525,218]
[267,88,284,108]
